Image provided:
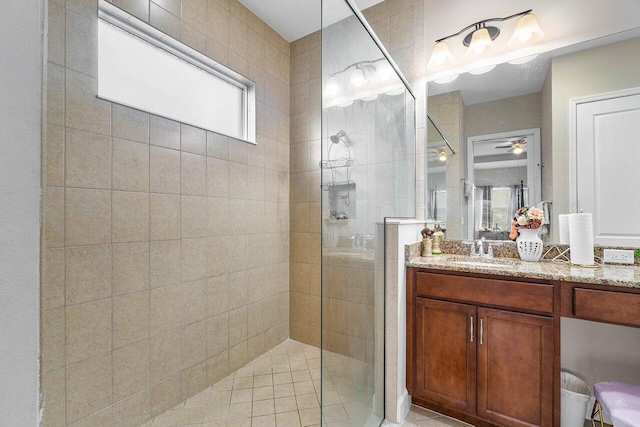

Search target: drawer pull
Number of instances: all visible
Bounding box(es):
[480,318,484,345]
[470,316,474,343]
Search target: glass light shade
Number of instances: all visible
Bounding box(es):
[513,144,524,154]
[427,41,455,70]
[373,61,394,83]
[509,13,544,48]
[438,150,447,162]
[466,28,496,59]
[323,76,341,97]
[349,68,367,88]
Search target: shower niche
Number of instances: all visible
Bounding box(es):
[321,130,356,221]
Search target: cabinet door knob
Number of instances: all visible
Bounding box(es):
[470,316,474,343]
[480,318,484,345]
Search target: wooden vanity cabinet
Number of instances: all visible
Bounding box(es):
[407,269,556,427]
[415,298,477,414]
[476,307,554,427]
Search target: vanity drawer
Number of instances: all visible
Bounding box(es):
[574,288,640,327]
[416,272,554,314]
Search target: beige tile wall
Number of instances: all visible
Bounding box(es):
[289,0,426,350]
[41,0,291,425]
[288,29,322,348]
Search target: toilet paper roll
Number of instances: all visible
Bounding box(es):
[568,213,594,265]
[559,214,570,245]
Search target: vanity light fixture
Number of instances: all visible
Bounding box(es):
[428,9,543,70]
[323,59,401,101]
[323,76,341,97]
[349,67,367,88]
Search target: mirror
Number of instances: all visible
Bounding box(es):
[427,23,640,243]
[468,130,540,241]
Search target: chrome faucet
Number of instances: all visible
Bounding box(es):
[469,239,494,258]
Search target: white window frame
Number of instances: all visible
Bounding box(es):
[97,0,256,144]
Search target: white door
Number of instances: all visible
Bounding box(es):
[574,91,640,247]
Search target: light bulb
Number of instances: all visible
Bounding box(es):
[323,76,341,98]
[513,143,524,154]
[427,41,455,70]
[513,147,523,154]
[466,28,496,59]
[349,68,367,88]
[439,151,447,162]
[509,13,544,48]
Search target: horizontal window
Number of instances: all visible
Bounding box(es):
[97,0,256,143]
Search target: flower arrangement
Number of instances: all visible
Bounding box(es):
[509,206,544,239]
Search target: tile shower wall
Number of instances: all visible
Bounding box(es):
[289,30,323,349]
[41,0,291,425]
[289,0,426,351]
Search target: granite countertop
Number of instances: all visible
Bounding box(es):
[407,254,640,289]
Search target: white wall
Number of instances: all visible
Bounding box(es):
[551,36,640,241]
[0,0,44,425]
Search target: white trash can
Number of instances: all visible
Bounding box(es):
[561,371,591,427]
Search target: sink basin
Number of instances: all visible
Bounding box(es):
[451,260,516,269]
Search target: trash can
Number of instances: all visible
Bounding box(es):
[561,371,591,427]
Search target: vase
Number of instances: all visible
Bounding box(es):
[516,228,543,262]
[421,238,432,257]
[432,235,442,255]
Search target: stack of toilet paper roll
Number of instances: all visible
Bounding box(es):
[559,213,595,266]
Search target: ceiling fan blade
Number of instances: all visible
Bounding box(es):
[495,144,512,149]
[508,148,515,153]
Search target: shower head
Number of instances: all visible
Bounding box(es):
[330,130,346,144]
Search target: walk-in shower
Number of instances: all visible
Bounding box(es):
[321,0,417,426]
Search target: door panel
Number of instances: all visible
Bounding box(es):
[576,93,640,246]
[415,298,476,414]
[477,307,554,427]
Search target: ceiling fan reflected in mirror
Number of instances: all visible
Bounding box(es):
[428,148,447,162]
[495,137,528,154]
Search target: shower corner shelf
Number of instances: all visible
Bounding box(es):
[322,180,356,192]
[319,157,355,169]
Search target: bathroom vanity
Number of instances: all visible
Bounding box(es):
[405,255,640,427]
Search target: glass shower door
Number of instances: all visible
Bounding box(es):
[320,1,416,425]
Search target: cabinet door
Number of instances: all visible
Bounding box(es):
[477,307,554,427]
[415,298,476,414]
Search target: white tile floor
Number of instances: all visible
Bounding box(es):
[143,340,472,427]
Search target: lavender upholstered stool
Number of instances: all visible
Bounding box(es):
[592,381,640,427]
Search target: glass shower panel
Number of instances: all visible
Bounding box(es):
[321,1,416,425]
